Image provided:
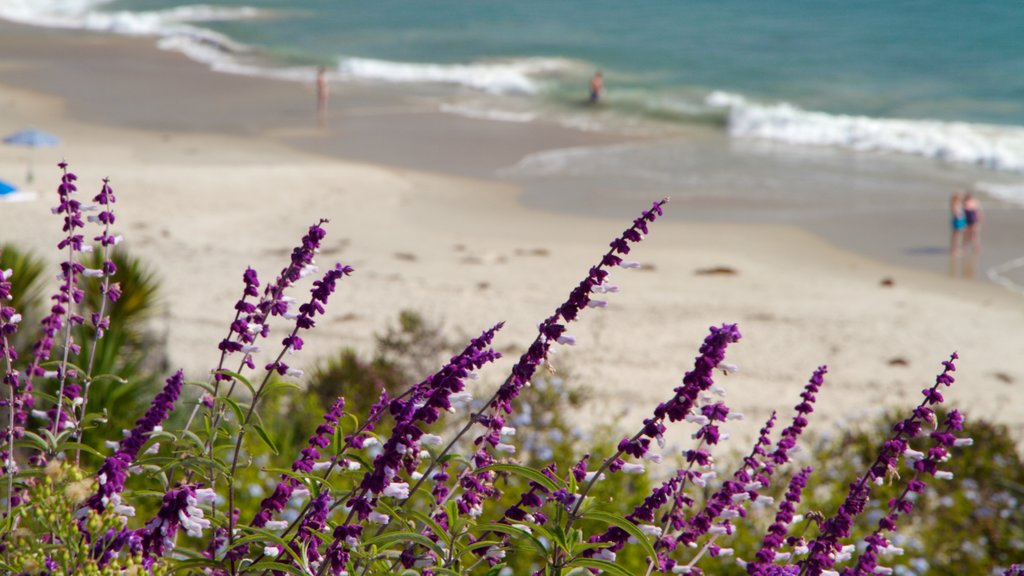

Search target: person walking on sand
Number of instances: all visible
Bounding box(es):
[949,191,966,256]
[316,66,329,128]
[589,71,604,104]
[963,192,982,254]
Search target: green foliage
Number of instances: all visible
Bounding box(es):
[716,411,1024,576]
[1,461,166,575]
[0,244,48,355]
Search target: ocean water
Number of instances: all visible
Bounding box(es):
[3,0,1024,200]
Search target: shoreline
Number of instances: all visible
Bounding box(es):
[2,22,1023,447]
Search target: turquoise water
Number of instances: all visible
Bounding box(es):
[104,0,1024,125]
[4,1,1024,178]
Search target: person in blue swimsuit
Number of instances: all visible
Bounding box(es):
[963,192,982,254]
[950,192,966,256]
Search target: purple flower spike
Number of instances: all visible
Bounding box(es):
[747,467,813,573]
[800,354,958,576]
[86,370,184,513]
[141,484,216,560]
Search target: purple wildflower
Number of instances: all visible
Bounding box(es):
[141,484,216,559]
[85,370,184,513]
[800,354,958,576]
[747,467,814,574]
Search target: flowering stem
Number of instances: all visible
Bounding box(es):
[2,317,16,531]
[50,243,77,440]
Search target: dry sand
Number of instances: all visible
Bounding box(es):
[1,25,1022,453]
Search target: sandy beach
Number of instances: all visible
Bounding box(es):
[1,22,1022,451]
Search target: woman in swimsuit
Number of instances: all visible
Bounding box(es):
[950,192,966,256]
[963,192,982,254]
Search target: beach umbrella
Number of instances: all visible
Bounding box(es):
[0,178,16,196]
[3,128,61,185]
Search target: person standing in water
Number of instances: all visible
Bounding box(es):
[963,192,982,254]
[316,66,329,128]
[589,71,604,104]
[949,192,966,256]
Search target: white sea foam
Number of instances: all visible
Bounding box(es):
[974,181,1024,207]
[439,103,536,123]
[0,1,276,77]
[337,57,572,95]
[707,91,1024,174]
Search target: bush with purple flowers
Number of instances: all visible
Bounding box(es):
[0,163,1018,575]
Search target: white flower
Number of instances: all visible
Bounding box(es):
[708,525,729,535]
[291,487,310,500]
[312,461,332,472]
[744,482,764,491]
[240,344,260,354]
[774,552,792,561]
[881,545,904,556]
[495,442,516,454]
[104,440,119,450]
[902,448,924,461]
[383,482,410,499]
[368,511,390,525]
[672,565,692,574]
[586,299,608,309]
[449,392,473,408]
[0,269,11,280]
[731,492,750,503]
[935,470,954,480]
[642,451,662,463]
[954,438,974,447]
[717,548,734,557]
[584,471,605,482]
[593,549,616,562]
[285,368,304,378]
[556,335,576,345]
[620,261,641,269]
[872,567,893,575]
[263,545,281,557]
[420,434,443,446]
[194,488,217,504]
[265,520,289,530]
[727,412,745,421]
[113,504,136,517]
[500,426,516,437]
[346,461,362,471]
[82,268,105,278]
[7,313,21,324]
[485,547,506,560]
[685,414,709,425]
[718,362,739,374]
[620,462,645,474]
[638,524,663,537]
[593,283,620,294]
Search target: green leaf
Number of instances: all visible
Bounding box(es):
[252,423,279,455]
[580,510,658,564]
[62,441,105,458]
[214,369,256,396]
[361,531,445,559]
[185,379,216,394]
[16,431,48,452]
[221,396,247,424]
[89,373,128,385]
[472,523,548,556]
[407,510,451,548]
[566,558,638,576]
[478,463,561,493]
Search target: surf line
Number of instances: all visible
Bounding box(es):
[987,256,1024,295]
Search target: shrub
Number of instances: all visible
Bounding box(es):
[0,163,1018,576]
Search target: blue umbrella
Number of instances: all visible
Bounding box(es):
[0,178,16,196]
[3,128,61,185]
